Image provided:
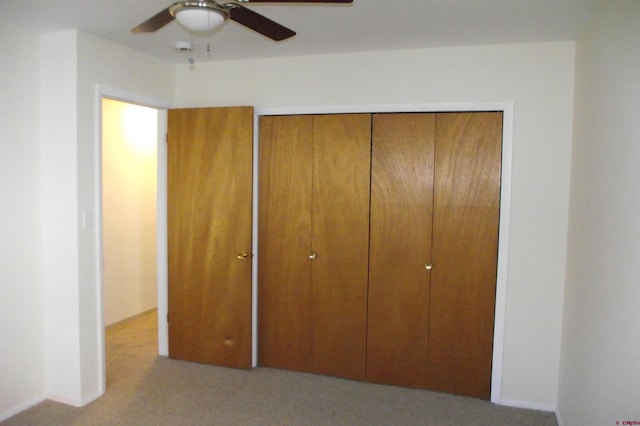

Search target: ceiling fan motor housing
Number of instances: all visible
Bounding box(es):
[169,1,230,19]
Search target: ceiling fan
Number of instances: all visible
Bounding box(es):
[132,0,353,41]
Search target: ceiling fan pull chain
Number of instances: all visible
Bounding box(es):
[189,33,195,64]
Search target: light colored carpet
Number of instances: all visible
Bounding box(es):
[4,310,558,425]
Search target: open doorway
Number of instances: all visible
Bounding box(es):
[101,98,159,387]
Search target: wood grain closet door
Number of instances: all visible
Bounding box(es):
[367,113,435,388]
[258,115,314,372]
[426,112,503,399]
[167,106,253,369]
[311,114,371,380]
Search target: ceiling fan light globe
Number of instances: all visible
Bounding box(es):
[175,8,225,34]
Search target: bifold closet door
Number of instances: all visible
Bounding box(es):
[168,106,253,369]
[258,115,314,372]
[367,111,502,399]
[311,114,371,380]
[426,112,503,399]
[258,114,371,380]
[367,113,435,388]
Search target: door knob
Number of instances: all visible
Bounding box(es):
[237,251,250,260]
[425,262,433,270]
[309,252,317,260]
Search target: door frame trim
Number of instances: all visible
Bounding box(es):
[254,102,514,405]
[95,85,173,397]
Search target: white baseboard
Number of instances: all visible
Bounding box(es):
[80,389,103,406]
[46,392,85,407]
[46,389,103,408]
[0,395,47,422]
[500,398,557,413]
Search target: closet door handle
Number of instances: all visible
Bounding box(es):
[309,252,317,260]
[425,262,433,270]
[237,251,250,260]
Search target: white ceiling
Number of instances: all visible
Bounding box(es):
[0,0,598,64]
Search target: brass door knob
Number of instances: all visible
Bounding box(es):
[237,251,250,260]
[309,252,317,260]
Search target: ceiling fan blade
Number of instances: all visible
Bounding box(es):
[229,5,296,41]
[239,0,352,3]
[131,7,175,33]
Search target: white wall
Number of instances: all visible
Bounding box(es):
[102,99,158,326]
[40,29,174,406]
[558,1,640,425]
[41,29,83,407]
[0,21,47,420]
[175,41,576,410]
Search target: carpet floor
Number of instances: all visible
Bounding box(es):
[3,310,558,425]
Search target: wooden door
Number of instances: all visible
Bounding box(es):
[311,114,371,380]
[426,112,503,399]
[258,113,371,381]
[167,106,253,369]
[258,115,314,372]
[367,113,435,388]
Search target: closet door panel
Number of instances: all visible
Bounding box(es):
[311,114,371,380]
[427,112,503,399]
[168,106,253,369]
[367,113,435,388]
[258,115,314,371]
